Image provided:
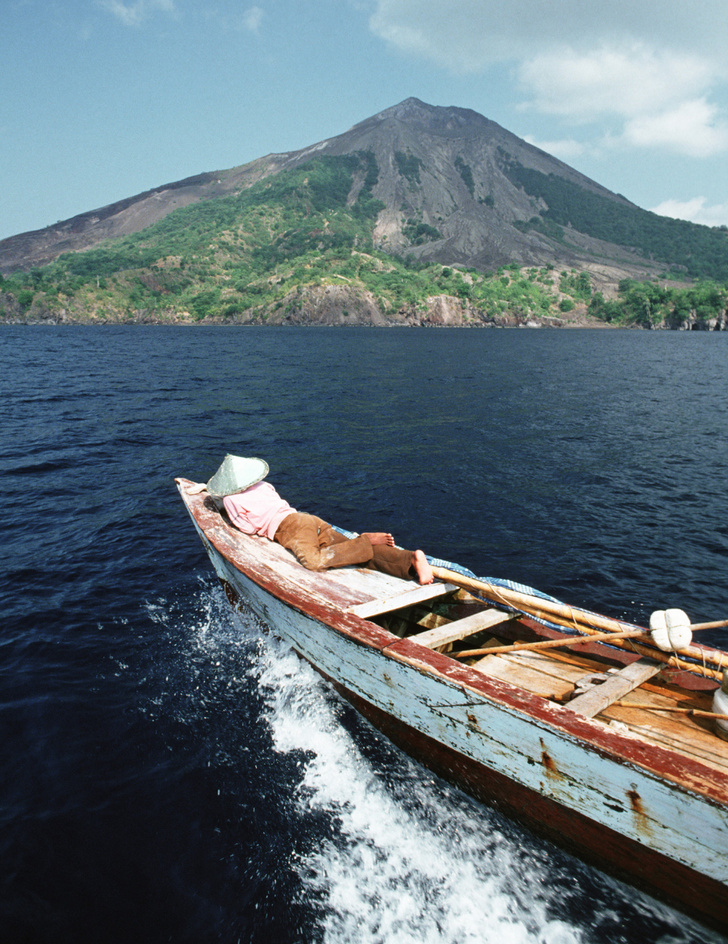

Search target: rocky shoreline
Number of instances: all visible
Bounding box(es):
[3,283,726,329]
[0,287,602,328]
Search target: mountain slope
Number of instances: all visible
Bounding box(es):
[0,151,601,327]
[287,98,639,272]
[2,98,728,330]
[2,140,727,328]
[4,98,727,283]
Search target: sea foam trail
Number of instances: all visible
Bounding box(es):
[256,642,582,944]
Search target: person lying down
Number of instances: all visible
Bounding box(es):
[223,480,434,585]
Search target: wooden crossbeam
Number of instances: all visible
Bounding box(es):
[348,582,458,619]
[567,659,662,718]
[409,608,513,649]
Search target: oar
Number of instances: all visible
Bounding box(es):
[454,628,652,660]
[691,619,728,631]
[432,565,728,679]
[454,621,728,660]
[431,565,638,636]
[612,701,728,721]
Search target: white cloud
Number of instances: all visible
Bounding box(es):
[241,6,264,33]
[369,1,728,71]
[369,1,728,158]
[518,46,714,121]
[624,99,728,157]
[99,0,176,28]
[652,197,728,227]
[517,45,728,158]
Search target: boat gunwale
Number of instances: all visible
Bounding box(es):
[177,478,728,805]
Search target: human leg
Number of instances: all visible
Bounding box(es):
[274,513,433,583]
[368,546,434,584]
[274,513,374,571]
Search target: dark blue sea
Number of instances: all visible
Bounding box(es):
[2,325,728,944]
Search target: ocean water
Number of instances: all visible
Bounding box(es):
[1,325,727,944]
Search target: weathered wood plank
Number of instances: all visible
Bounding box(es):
[347,582,458,618]
[412,611,451,632]
[605,707,728,773]
[601,687,728,773]
[499,648,597,685]
[321,565,409,601]
[568,660,662,718]
[409,608,512,648]
[472,653,576,700]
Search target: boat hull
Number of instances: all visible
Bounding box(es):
[178,481,728,931]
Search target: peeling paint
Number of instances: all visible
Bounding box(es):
[627,787,654,839]
[539,737,563,781]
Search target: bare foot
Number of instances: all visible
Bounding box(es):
[412,549,434,585]
[362,532,395,547]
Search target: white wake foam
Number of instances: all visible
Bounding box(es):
[256,642,584,944]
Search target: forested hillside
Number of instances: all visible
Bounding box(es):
[503,158,728,281]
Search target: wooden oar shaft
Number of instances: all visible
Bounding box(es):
[432,566,728,679]
[455,628,649,660]
[613,701,728,720]
[456,631,723,680]
[609,640,723,681]
[691,619,728,631]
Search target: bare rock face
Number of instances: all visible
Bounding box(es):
[422,295,470,325]
[278,98,648,276]
[268,285,390,326]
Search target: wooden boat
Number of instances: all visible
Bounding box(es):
[176,477,728,931]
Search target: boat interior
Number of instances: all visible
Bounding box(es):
[347,574,728,776]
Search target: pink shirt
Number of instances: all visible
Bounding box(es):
[223,482,296,541]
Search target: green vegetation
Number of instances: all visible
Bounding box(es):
[1,153,385,320]
[500,155,728,281]
[454,156,475,196]
[0,152,549,323]
[402,219,442,245]
[589,279,728,328]
[1,149,727,329]
[559,270,592,302]
[394,151,423,185]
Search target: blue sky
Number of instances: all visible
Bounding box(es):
[3,0,728,242]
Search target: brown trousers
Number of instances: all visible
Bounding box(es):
[274,512,414,580]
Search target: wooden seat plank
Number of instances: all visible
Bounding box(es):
[348,582,458,619]
[409,608,512,649]
[567,659,661,718]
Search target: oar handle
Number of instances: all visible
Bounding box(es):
[691,619,728,631]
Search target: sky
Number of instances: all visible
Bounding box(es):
[3,0,728,242]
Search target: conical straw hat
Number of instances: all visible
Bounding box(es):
[206,455,269,503]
